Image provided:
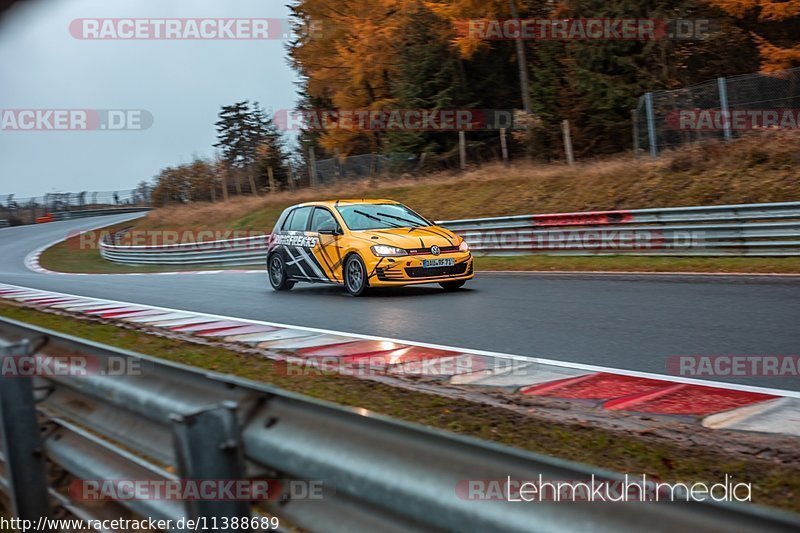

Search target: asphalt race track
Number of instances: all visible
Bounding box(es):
[1,214,799,391]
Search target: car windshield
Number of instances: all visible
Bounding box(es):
[336,203,430,231]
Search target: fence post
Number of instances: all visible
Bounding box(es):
[458,131,467,170]
[561,120,575,165]
[416,152,427,175]
[0,340,51,521]
[267,166,276,193]
[287,162,296,191]
[644,92,658,159]
[717,77,733,141]
[499,128,508,164]
[308,146,317,187]
[170,402,250,520]
[631,109,640,159]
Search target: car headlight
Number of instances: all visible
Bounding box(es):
[459,239,470,252]
[371,244,407,257]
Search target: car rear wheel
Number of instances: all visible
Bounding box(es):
[439,280,466,291]
[344,255,369,296]
[268,254,294,291]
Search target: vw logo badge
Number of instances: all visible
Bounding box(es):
[430,245,441,256]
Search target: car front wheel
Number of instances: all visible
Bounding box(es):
[268,254,295,291]
[344,254,369,296]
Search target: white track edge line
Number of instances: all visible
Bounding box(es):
[481,270,800,278]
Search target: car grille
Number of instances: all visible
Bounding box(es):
[404,262,470,279]
[408,246,459,255]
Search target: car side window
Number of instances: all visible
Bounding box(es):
[310,207,337,233]
[286,206,312,232]
[280,209,295,231]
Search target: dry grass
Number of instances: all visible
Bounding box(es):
[135,132,800,232]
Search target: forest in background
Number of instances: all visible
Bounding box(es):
[151,0,800,204]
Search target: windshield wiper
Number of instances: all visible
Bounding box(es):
[353,209,403,228]
[376,212,427,227]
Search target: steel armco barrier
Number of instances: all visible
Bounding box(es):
[1,317,798,532]
[100,234,271,266]
[440,201,800,257]
[96,201,800,267]
[51,207,151,222]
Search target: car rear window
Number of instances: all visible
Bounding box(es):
[284,206,312,232]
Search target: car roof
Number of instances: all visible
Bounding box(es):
[290,199,400,209]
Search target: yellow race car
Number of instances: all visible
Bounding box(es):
[266,199,473,295]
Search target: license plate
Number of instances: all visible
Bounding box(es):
[423,258,455,268]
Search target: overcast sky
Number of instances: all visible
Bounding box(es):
[0,0,300,197]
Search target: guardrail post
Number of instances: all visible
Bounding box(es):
[718,77,733,141]
[170,402,250,520]
[644,92,658,159]
[0,340,51,520]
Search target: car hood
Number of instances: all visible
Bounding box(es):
[358,226,461,249]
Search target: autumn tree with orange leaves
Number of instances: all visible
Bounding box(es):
[707,0,800,70]
[288,0,795,161]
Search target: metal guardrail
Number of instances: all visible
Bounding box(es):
[441,201,800,257]
[96,201,800,266]
[51,207,151,222]
[100,234,270,266]
[1,316,799,532]
[0,220,8,228]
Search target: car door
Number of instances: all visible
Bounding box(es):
[308,206,344,283]
[281,206,316,280]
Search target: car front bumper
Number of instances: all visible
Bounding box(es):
[368,252,474,286]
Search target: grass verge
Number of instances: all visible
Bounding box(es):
[0,301,798,511]
[136,133,800,232]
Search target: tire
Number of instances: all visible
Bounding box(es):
[439,280,467,291]
[268,254,295,291]
[344,254,369,296]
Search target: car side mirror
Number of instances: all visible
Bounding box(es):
[318,223,342,236]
